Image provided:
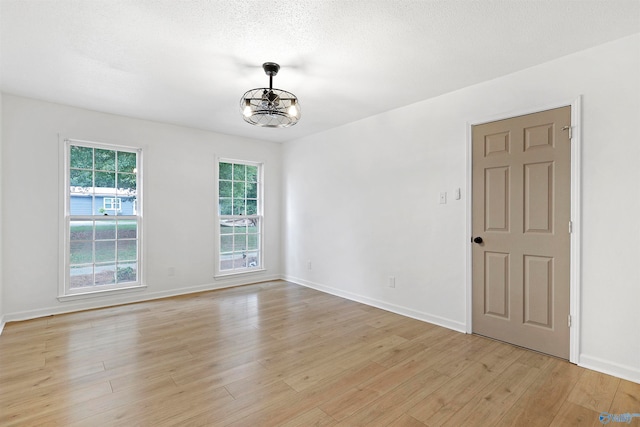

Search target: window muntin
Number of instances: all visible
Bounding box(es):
[217,161,262,274]
[64,141,141,294]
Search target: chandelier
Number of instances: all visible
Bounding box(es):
[240,62,300,128]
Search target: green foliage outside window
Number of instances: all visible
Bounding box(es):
[70,145,137,190]
[218,162,258,216]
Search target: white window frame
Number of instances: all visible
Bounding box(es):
[59,138,144,300]
[215,158,264,277]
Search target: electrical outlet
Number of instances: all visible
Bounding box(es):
[439,192,447,204]
[388,276,396,288]
[168,267,175,277]
[307,260,312,270]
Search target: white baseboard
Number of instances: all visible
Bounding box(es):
[2,274,282,325]
[284,275,467,333]
[0,316,5,335]
[579,354,640,384]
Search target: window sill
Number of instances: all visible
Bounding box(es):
[58,284,147,302]
[214,268,266,280]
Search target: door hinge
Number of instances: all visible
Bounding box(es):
[569,221,573,234]
[568,314,572,327]
[562,125,573,139]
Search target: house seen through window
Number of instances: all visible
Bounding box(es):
[103,197,122,212]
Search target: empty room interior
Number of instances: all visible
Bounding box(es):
[1,1,639,426]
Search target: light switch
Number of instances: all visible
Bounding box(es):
[455,188,461,200]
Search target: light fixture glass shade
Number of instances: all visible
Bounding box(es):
[240,62,300,128]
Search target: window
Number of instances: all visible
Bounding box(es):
[217,160,262,274]
[103,197,122,212]
[62,140,142,296]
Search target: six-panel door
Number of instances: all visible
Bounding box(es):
[472,106,571,359]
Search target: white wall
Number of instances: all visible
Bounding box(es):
[283,34,640,382]
[1,95,282,319]
[0,91,4,332]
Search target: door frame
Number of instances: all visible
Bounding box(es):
[465,96,582,364]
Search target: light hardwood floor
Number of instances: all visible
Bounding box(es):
[1,281,638,426]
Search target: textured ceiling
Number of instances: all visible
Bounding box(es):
[1,0,639,143]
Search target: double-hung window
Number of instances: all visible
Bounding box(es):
[217,160,262,275]
[62,139,142,296]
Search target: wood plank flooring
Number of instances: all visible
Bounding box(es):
[0,280,638,426]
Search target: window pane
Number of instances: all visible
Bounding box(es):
[70,241,93,265]
[220,234,233,253]
[117,264,137,283]
[70,169,93,187]
[95,171,116,189]
[219,220,234,234]
[95,221,116,240]
[117,240,137,261]
[234,234,247,251]
[219,162,232,180]
[70,194,93,215]
[233,198,245,215]
[70,146,93,169]
[246,251,259,268]
[233,223,247,234]
[117,220,137,239]
[95,264,116,285]
[223,253,247,270]
[246,165,258,183]
[219,198,232,215]
[115,196,136,215]
[247,219,259,233]
[233,164,245,181]
[117,151,137,173]
[246,199,257,215]
[70,265,93,289]
[95,241,116,263]
[233,181,245,199]
[95,149,116,171]
[117,173,136,191]
[70,220,93,241]
[97,196,118,215]
[248,234,259,251]
[246,182,257,198]
[219,253,230,271]
[219,181,232,197]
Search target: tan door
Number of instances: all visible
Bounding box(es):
[472,106,571,359]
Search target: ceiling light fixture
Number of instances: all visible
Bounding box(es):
[240,62,300,128]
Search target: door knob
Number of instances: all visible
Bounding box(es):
[473,237,483,244]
